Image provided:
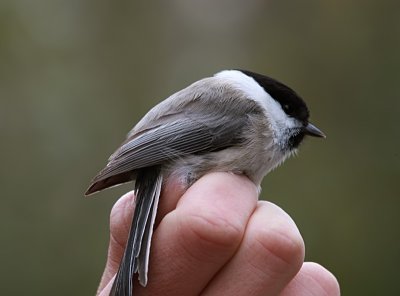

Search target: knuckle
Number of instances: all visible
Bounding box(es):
[179,211,244,254]
[252,222,305,274]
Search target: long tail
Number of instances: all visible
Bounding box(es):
[110,166,163,296]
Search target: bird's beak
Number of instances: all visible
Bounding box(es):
[304,122,326,138]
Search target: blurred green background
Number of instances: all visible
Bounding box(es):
[1,0,399,295]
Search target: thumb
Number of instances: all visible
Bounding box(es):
[96,191,136,295]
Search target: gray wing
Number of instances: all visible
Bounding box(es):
[85,77,265,195]
[85,113,248,194]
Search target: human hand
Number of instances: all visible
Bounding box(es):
[97,173,340,296]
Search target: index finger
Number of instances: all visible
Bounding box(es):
[134,172,259,296]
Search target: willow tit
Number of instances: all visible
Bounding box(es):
[85,69,325,296]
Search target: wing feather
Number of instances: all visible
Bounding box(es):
[86,82,264,195]
[86,114,246,194]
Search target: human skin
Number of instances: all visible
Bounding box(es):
[97,173,340,296]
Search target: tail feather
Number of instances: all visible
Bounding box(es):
[110,166,162,296]
[138,177,161,286]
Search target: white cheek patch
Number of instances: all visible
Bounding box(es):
[215,70,268,107]
[215,70,300,142]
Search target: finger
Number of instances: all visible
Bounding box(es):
[202,201,305,296]
[155,174,188,225]
[97,275,114,296]
[97,173,211,294]
[97,191,136,294]
[134,172,259,296]
[97,174,188,294]
[280,262,340,296]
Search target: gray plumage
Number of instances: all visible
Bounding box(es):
[85,70,325,296]
[87,77,285,194]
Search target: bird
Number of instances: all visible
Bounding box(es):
[85,69,325,296]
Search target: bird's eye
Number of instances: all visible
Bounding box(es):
[283,104,290,112]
